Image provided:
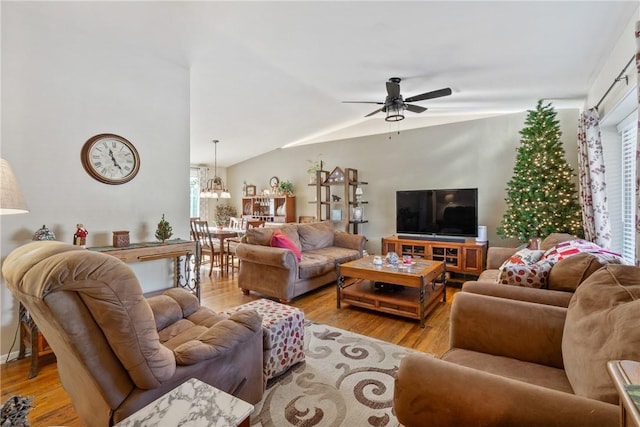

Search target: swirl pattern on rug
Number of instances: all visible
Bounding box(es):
[251,322,422,426]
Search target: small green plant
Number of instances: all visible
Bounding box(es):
[278,180,294,196]
[215,203,238,227]
[307,160,321,175]
[155,214,173,242]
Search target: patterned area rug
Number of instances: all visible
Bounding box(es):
[250,322,426,427]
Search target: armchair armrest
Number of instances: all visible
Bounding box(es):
[486,246,519,269]
[235,243,298,270]
[462,281,573,308]
[450,292,566,368]
[394,354,617,427]
[334,232,366,254]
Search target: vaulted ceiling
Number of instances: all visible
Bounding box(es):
[13,1,638,166]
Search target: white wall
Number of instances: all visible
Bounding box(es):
[0,4,191,356]
[586,10,639,115]
[227,109,580,255]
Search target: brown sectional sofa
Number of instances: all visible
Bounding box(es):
[394,264,640,427]
[235,221,366,302]
[464,233,618,307]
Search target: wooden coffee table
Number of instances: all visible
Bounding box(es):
[337,256,446,327]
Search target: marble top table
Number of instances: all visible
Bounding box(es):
[115,378,253,427]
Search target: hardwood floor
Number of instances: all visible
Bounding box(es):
[1,267,459,426]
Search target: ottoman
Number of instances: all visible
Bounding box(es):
[225,299,305,381]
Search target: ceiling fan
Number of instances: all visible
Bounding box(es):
[343,77,452,122]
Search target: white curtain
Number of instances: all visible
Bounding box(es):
[197,166,209,221]
[577,108,612,247]
[636,21,640,266]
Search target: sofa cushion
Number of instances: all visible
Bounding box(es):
[244,227,275,246]
[305,246,361,264]
[298,253,336,280]
[562,264,640,404]
[270,230,302,261]
[547,253,607,292]
[279,224,302,251]
[298,221,335,251]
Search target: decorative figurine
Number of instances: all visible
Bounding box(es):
[331,194,341,202]
[33,225,56,241]
[155,214,173,242]
[74,224,88,247]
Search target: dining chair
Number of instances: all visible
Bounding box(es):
[228,217,243,230]
[298,216,316,223]
[191,220,220,277]
[247,219,266,229]
[189,217,200,241]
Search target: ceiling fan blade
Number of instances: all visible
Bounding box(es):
[405,87,452,103]
[386,81,401,98]
[342,101,384,105]
[405,104,427,114]
[365,108,383,117]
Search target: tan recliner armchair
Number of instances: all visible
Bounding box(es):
[2,241,264,426]
[394,264,640,427]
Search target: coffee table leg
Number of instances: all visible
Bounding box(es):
[441,267,447,302]
[419,276,425,328]
[337,274,344,309]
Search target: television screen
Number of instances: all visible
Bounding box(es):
[396,188,478,237]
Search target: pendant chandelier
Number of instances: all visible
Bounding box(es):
[200,140,231,199]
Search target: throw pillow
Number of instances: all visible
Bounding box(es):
[270,230,302,261]
[497,248,550,288]
[562,265,640,404]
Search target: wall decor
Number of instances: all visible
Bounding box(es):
[81,133,140,185]
[246,185,256,197]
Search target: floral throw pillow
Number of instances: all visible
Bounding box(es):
[497,248,551,288]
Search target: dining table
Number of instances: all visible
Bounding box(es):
[207,227,244,275]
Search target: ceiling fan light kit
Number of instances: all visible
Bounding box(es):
[344,77,452,122]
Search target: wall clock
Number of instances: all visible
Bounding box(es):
[269,176,279,188]
[81,133,140,185]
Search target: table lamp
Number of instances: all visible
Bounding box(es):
[1,158,29,215]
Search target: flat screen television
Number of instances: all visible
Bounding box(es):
[396,188,478,238]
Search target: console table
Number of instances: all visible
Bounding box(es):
[90,238,201,300]
[19,239,201,379]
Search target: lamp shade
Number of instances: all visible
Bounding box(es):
[0,158,29,215]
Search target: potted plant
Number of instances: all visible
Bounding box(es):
[215,203,238,228]
[278,180,294,196]
[307,160,322,184]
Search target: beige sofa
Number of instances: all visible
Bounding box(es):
[235,221,365,302]
[394,264,640,427]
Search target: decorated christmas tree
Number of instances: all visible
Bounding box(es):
[497,101,583,242]
[155,214,173,242]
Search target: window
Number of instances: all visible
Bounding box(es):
[189,167,200,218]
[617,112,637,265]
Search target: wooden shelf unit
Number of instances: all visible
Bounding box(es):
[309,167,368,234]
[382,236,487,283]
[241,195,295,223]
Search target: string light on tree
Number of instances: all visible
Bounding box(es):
[497,101,583,242]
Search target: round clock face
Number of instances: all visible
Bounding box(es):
[81,134,140,185]
[270,176,279,188]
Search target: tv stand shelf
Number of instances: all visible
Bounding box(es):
[382,236,487,283]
